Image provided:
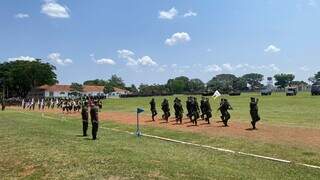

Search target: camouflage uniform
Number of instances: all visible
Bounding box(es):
[1,98,5,111]
[90,102,99,140]
[200,97,206,120]
[191,97,200,126]
[186,97,192,121]
[81,102,89,136]
[204,98,212,124]
[150,98,157,121]
[250,97,260,129]
[174,98,183,124]
[218,99,232,127]
[161,99,170,122]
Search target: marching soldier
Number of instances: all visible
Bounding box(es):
[250,97,261,130]
[200,97,206,120]
[191,97,200,126]
[161,99,170,122]
[174,98,183,124]
[204,98,212,124]
[186,97,192,121]
[90,101,99,140]
[218,98,233,127]
[149,98,157,121]
[81,101,89,136]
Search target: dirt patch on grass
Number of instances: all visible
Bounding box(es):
[19,165,36,177]
[9,107,320,149]
[100,112,320,150]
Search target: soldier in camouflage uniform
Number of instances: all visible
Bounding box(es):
[81,101,89,136]
[174,98,183,124]
[250,97,260,130]
[218,98,233,127]
[90,101,99,140]
[186,97,192,121]
[161,99,170,122]
[191,97,200,126]
[150,98,157,121]
[204,98,212,124]
[1,97,5,111]
[200,97,206,120]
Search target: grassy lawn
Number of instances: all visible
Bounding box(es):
[102,92,320,128]
[1,110,320,179]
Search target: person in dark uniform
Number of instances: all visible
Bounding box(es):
[218,98,233,127]
[90,101,99,140]
[174,98,183,124]
[161,99,170,122]
[81,101,89,136]
[1,98,5,111]
[250,97,260,129]
[200,97,206,120]
[204,98,212,124]
[186,96,192,122]
[191,97,200,126]
[150,98,157,121]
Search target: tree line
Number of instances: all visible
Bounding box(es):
[1,60,319,97]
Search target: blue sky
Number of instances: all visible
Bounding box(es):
[1,0,319,85]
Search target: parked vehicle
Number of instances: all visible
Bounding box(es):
[311,82,320,95]
[285,87,297,96]
[261,87,272,96]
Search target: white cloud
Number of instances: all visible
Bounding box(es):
[137,56,158,66]
[205,64,222,72]
[47,53,72,65]
[117,49,135,59]
[7,56,36,62]
[165,32,191,46]
[14,13,30,19]
[183,10,197,17]
[41,0,70,18]
[159,7,178,20]
[207,48,212,52]
[96,58,116,65]
[264,45,281,53]
[222,63,233,71]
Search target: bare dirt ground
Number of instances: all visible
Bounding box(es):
[9,107,320,149]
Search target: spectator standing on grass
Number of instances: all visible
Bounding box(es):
[250,97,261,130]
[90,100,99,140]
[150,98,157,121]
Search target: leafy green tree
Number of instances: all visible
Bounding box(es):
[274,73,295,89]
[242,73,264,90]
[104,83,114,94]
[83,79,106,86]
[308,71,320,84]
[188,79,205,92]
[70,83,83,92]
[108,74,125,89]
[207,74,237,93]
[166,76,189,94]
[0,59,57,97]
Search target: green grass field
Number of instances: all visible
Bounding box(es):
[1,109,320,179]
[103,92,320,128]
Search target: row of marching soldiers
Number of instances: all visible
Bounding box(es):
[20,97,103,114]
[150,97,260,129]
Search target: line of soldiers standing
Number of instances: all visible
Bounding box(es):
[150,96,261,129]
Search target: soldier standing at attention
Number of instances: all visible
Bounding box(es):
[161,99,170,122]
[81,101,89,136]
[250,97,260,130]
[150,98,157,121]
[186,97,192,121]
[90,101,99,140]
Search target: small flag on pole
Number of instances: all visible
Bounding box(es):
[212,90,221,100]
[137,108,144,114]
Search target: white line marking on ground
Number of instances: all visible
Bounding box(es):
[17,111,320,170]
